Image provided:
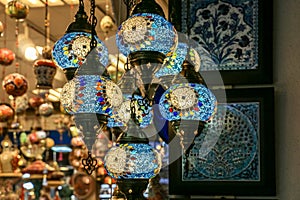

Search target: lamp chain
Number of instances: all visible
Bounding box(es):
[1,14,7,102]
[80,0,99,176]
[44,0,49,47]
[14,20,19,73]
[89,0,97,50]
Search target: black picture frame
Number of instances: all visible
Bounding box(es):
[169,87,275,197]
[168,0,273,85]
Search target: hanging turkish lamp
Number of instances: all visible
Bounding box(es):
[0,48,15,66]
[104,120,162,200]
[73,48,123,175]
[5,0,29,21]
[32,0,57,95]
[116,0,178,85]
[159,47,217,151]
[52,0,108,80]
[32,59,57,94]
[2,73,28,97]
[159,83,217,122]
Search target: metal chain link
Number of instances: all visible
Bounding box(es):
[89,0,97,50]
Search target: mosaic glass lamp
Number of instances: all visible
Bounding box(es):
[158,48,217,151]
[0,48,15,66]
[116,0,178,83]
[105,142,161,179]
[33,59,57,94]
[52,0,108,80]
[104,120,161,200]
[116,12,177,58]
[73,49,123,151]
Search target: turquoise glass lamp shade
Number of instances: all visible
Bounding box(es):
[52,1,109,80]
[52,32,108,74]
[159,83,217,121]
[71,46,122,115]
[116,13,178,57]
[104,143,161,179]
[73,74,122,115]
[155,42,188,78]
[72,49,122,154]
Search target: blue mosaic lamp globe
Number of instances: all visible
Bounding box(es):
[52,0,108,80]
[104,143,161,179]
[72,49,123,153]
[52,32,108,73]
[116,13,177,57]
[159,83,217,122]
[73,75,122,115]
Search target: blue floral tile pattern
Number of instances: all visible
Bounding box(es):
[116,13,178,56]
[183,103,260,181]
[182,0,258,70]
[155,42,188,78]
[104,143,162,179]
[52,32,109,70]
[159,83,217,121]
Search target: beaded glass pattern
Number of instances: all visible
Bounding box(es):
[60,79,76,114]
[159,83,217,121]
[52,32,109,70]
[73,75,122,115]
[155,42,188,78]
[183,103,259,181]
[104,143,161,179]
[116,13,178,56]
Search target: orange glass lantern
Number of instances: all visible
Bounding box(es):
[0,48,15,66]
[2,73,28,97]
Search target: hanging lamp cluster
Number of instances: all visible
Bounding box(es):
[51,0,218,198]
